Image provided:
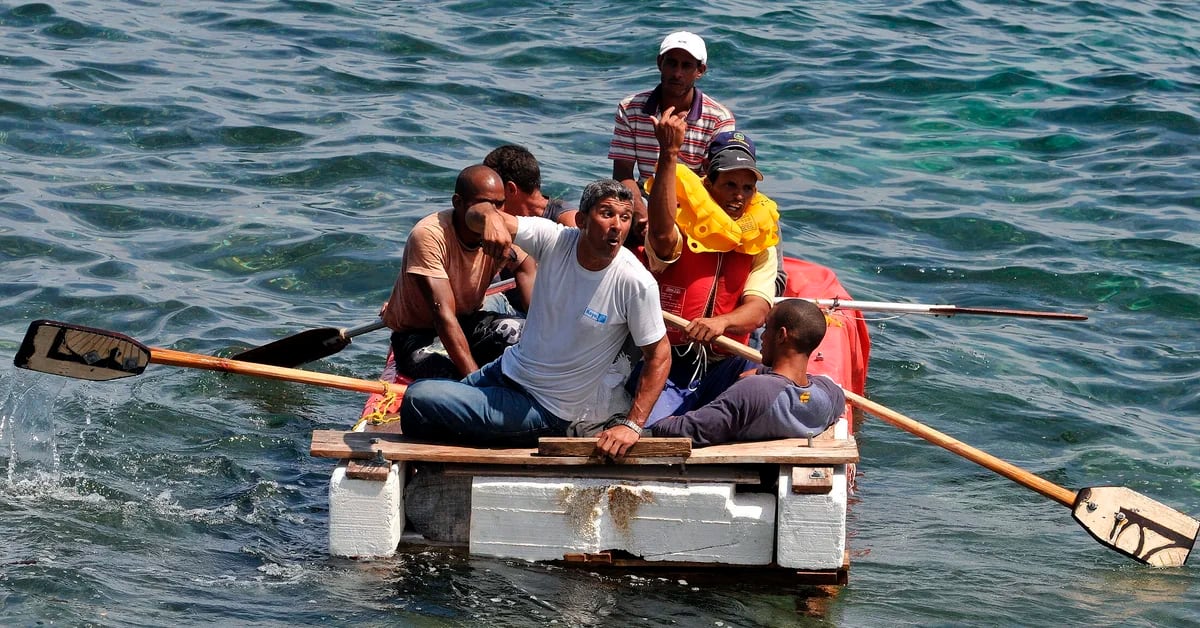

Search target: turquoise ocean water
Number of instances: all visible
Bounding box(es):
[2,1,1197,625]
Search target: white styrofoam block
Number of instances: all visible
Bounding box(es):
[775,464,848,569]
[328,460,405,558]
[469,477,775,565]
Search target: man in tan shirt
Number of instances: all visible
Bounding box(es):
[381,165,536,379]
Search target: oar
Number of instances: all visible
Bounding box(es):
[13,319,407,397]
[231,277,518,367]
[773,297,1088,321]
[662,311,1197,567]
[231,320,388,368]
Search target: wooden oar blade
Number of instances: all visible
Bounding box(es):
[1073,486,1198,567]
[14,320,150,381]
[230,328,348,368]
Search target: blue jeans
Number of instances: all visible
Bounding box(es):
[634,350,758,427]
[399,358,569,447]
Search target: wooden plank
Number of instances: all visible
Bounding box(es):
[536,437,691,458]
[346,459,391,481]
[791,466,834,494]
[562,552,613,564]
[546,556,849,586]
[310,430,858,465]
[439,463,763,484]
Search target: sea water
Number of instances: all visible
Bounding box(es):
[1,1,1197,625]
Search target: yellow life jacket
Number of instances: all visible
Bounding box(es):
[647,164,780,255]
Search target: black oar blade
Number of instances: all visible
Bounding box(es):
[1073,486,1198,567]
[14,320,150,381]
[230,328,348,368]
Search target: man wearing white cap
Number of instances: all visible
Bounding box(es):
[607,31,735,217]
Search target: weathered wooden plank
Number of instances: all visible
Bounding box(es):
[439,463,763,484]
[791,466,834,494]
[536,437,692,458]
[346,459,391,481]
[310,430,858,465]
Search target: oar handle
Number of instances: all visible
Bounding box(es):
[662,311,1079,508]
[150,347,408,397]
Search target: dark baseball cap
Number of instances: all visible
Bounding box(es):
[707,131,757,160]
[708,149,763,181]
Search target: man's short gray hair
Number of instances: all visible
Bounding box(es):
[578,179,633,214]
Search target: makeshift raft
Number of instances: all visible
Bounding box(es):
[309,258,871,584]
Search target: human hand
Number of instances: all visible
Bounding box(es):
[650,106,688,154]
[594,423,640,458]
[685,316,729,344]
[477,203,514,261]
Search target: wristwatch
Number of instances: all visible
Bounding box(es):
[612,418,643,435]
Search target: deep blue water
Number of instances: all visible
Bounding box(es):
[2,1,1198,626]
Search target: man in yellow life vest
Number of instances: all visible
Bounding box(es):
[637,108,781,426]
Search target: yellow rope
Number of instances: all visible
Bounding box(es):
[351,387,399,431]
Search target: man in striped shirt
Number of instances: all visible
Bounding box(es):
[608,31,736,219]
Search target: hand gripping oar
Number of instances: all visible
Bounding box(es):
[13,319,407,397]
[662,311,1196,567]
[774,297,1088,321]
[231,278,518,368]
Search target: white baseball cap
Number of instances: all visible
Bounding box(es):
[659,31,707,65]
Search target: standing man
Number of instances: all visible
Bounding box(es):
[608,31,735,215]
[639,109,781,425]
[400,180,671,457]
[651,300,844,446]
[380,165,536,380]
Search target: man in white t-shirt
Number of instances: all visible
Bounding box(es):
[400,179,671,458]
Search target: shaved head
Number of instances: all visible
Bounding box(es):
[455,164,503,198]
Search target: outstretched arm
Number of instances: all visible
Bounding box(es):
[465,200,518,261]
[594,335,671,458]
[651,377,762,446]
[682,295,772,345]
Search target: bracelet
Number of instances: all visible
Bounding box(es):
[613,418,643,436]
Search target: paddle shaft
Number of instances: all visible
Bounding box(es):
[150,347,408,397]
[342,319,388,339]
[334,277,516,342]
[775,298,1088,321]
[662,311,1079,507]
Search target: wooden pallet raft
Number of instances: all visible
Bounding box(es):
[312,428,858,583]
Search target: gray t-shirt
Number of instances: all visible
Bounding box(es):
[502,217,665,420]
[650,369,845,446]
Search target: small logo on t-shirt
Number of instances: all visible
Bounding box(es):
[798,391,811,403]
[583,307,608,323]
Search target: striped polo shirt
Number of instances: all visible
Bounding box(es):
[607,85,735,181]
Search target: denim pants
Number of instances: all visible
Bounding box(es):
[399,358,569,447]
[635,351,758,428]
